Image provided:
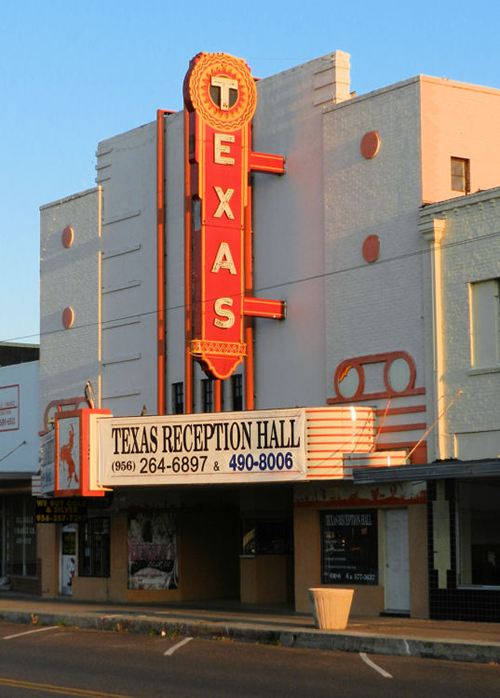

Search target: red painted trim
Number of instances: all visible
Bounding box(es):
[378,422,427,434]
[328,388,425,404]
[374,405,426,416]
[156,109,174,415]
[374,440,428,465]
[374,440,418,449]
[184,109,193,413]
[249,151,285,174]
[244,147,255,411]
[214,380,222,412]
[330,350,424,404]
[41,396,87,435]
[243,297,286,319]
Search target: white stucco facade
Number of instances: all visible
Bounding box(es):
[39,53,500,463]
[421,187,500,461]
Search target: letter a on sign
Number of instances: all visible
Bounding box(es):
[184,52,286,381]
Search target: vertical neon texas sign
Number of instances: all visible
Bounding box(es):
[184,52,285,386]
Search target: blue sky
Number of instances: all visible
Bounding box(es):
[1,0,499,344]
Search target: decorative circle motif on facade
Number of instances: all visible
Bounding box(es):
[336,364,363,399]
[62,226,74,248]
[362,234,380,263]
[384,356,412,394]
[184,52,257,131]
[62,307,75,329]
[331,351,419,403]
[360,130,381,159]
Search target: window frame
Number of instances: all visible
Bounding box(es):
[201,378,214,412]
[78,517,110,578]
[171,382,184,415]
[456,481,500,589]
[320,509,378,585]
[231,374,243,411]
[450,156,470,194]
[469,278,500,370]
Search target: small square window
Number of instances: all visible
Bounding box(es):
[171,382,184,414]
[451,157,470,193]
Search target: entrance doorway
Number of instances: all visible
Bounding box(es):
[384,509,410,614]
[60,525,77,596]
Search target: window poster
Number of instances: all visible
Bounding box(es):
[57,416,81,491]
[128,512,178,590]
[321,509,378,585]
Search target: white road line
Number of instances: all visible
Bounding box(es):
[164,636,193,656]
[359,652,393,679]
[4,626,59,640]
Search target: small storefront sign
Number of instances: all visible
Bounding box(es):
[35,497,88,524]
[0,384,19,431]
[98,408,307,486]
[53,409,111,497]
[321,509,378,585]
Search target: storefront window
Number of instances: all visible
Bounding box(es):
[79,518,110,577]
[128,512,178,590]
[241,520,291,555]
[4,495,37,577]
[321,510,378,585]
[457,481,500,587]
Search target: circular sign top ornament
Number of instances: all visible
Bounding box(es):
[184,52,257,131]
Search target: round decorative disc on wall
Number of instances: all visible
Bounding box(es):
[62,307,75,329]
[362,234,380,263]
[360,130,381,159]
[62,226,74,248]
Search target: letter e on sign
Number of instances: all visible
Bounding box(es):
[214,134,235,165]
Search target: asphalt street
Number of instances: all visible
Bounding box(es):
[0,621,498,697]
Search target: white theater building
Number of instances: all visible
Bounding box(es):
[37,50,500,619]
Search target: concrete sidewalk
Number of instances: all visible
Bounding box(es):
[0,593,499,664]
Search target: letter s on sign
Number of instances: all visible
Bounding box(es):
[214,298,235,328]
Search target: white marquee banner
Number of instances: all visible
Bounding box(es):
[98,408,307,487]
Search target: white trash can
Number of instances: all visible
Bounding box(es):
[308,587,354,630]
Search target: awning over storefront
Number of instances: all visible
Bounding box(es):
[0,472,37,493]
[353,459,500,483]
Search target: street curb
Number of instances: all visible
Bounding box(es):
[1,609,500,664]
